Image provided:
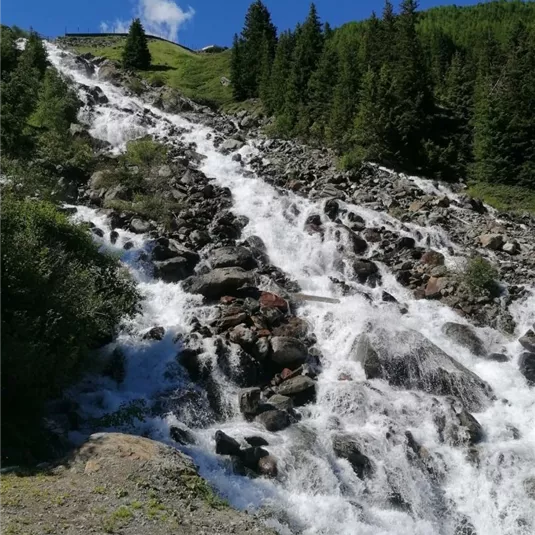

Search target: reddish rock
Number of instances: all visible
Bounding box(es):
[257,455,278,477]
[420,250,445,267]
[425,276,447,298]
[281,368,294,380]
[257,329,272,337]
[220,296,236,305]
[259,292,288,312]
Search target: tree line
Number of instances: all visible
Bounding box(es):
[230,0,535,188]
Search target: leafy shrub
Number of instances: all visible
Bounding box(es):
[125,136,167,169]
[148,72,166,87]
[338,150,364,171]
[463,256,499,295]
[1,196,140,458]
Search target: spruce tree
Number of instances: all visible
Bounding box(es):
[267,30,295,116]
[25,30,48,77]
[122,19,151,70]
[230,33,246,101]
[235,1,277,99]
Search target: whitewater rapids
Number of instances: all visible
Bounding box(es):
[46,42,535,535]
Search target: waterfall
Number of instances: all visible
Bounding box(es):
[46,43,535,535]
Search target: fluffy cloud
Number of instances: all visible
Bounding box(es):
[100,0,194,43]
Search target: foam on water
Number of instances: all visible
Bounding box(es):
[47,43,535,535]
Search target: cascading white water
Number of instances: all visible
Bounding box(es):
[47,43,535,535]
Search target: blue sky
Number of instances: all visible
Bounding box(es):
[3,0,482,49]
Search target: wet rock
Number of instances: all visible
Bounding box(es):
[324,199,340,220]
[245,436,269,447]
[110,230,119,244]
[255,410,291,432]
[91,227,104,238]
[123,241,134,250]
[486,352,509,363]
[190,229,211,248]
[381,291,398,303]
[356,329,493,410]
[420,250,445,266]
[270,337,308,368]
[304,214,322,234]
[215,430,241,456]
[142,326,165,340]
[425,276,448,298]
[457,409,484,445]
[478,233,504,250]
[238,446,269,470]
[239,387,261,417]
[170,426,196,445]
[442,322,487,357]
[523,476,535,500]
[183,268,255,299]
[220,138,244,153]
[351,259,379,284]
[351,334,382,379]
[397,236,415,249]
[229,324,257,349]
[208,246,257,270]
[257,455,278,477]
[275,375,316,405]
[153,256,196,283]
[263,394,293,411]
[519,352,535,385]
[259,292,288,312]
[129,218,151,234]
[332,434,373,479]
[519,329,535,353]
[215,312,249,332]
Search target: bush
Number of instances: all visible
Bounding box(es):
[1,196,140,459]
[148,72,166,87]
[125,136,167,169]
[463,256,499,296]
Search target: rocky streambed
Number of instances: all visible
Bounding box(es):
[21,43,535,535]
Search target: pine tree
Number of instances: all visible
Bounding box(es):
[1,27,20,81]
[380,1,397,65]
[267,30,295,117]
[230,33,246,101]
[361,12,382,70]
[122,19,151,70]
[234,1,277,99]
[327,33,360,148]
[473,22,535,188]
[24,30,48,77]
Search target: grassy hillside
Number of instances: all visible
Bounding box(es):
[64,36,232,106]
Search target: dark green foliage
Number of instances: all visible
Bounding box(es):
[463,256,499,296]
[122,18,151,70]
[1,195,140,457]
[236,0,534,195]
[0,26,20,80]
[230,1,276,100]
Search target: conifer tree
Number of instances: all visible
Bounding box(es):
[267,31,295,116]
[24,30,48,76]
[122,18,151,70]
[232,1,277,99]
[230,33,246,101]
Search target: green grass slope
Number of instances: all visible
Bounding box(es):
[64,36,232,106]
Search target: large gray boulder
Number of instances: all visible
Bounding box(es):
[220,138,244,153]
[519,329,535,353]
[275,375,316,406]
[255,410,290,432]
[152,240,199,282]
[519,352,535,385]
[208,246,257,270]
[270,337,308,368]
[352,328,493,410]
[183,267,255,299]
[332,434,373,479]
[441,322,487,357]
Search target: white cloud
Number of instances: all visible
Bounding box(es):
[100,0,194,43]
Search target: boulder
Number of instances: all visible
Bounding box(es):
[230,324,257,349]
[420,250,445,267]
[353,329,493,410]
[270,337,308,368]
[502,241,520,255]
[255,410,291,432]
[263,394,293,411]
[486,352,509,363]
[259,292,288,312]
[98,62,121,83]
[238,446,269,470]
[208,246,256,270]
[478,234,504,250]
[142,326,165,341]
[257,455,278,477]
[332,434,373,479]
[425,276,448,298]
[441,322,487,357]
[245,436,269,447]
[170,426,196,445]
[275,375,316,405]
[351,259,379,284]
[519,352,535,385]
[351,334,382,379]
[153,256,196,283]
[215,430,241,456]
[457,409,484,445]
[129,218,152,234]
[183,268,255,299]
[220,139,244,153]
[238,387,261,417]
[519,329,535,353]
